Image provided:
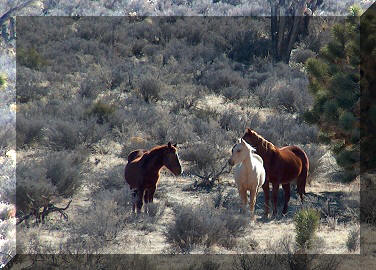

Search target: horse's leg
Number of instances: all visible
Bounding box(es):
[148,186,156,203]
[262,181,270,217]
[238,186,248,214]
[143,189,149,214]
[271,182,280,217]
[145,187,157,214]
[282,183,291,215]
[249,186,257,221]
[132,189,138,213]
[136,188,144,214]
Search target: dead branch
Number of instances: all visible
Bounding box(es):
[191,161,232,189]
[16,200,72,226]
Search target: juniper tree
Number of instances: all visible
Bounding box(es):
[360,4,376,173]
[304,7,361,180]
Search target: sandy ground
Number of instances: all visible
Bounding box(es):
[23,170,360,255]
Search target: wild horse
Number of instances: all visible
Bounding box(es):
[228,138,265,221]
[242,128,309,217]
[124,142,182,213]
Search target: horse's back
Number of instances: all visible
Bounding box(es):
[125,150,148,189]
[128,149,148,163]
[279,145,309,170]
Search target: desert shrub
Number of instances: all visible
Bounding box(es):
[97,165,125,191]
[0,123,15,150]
[190,116,219,138]
[213,189,242,211]
[232,233,337,270]
[299,144,327,183]
[45,118,109,151]
[88,101,116,124]
[219,109,249,135]
[44,119,83,150]
[131,201,167,232]
[166,202,247,253]
[346,226,360,252]
[16,115,44,149]
[138,77,161,103]
[167,84,202,113]
[120,135,154,160]
[44,152,85,197]
[131,39,147,57]
[221,86,248,101]
[201,67,248,92]
[72,191,126,243]
[248,71,269,89]
[180,138,230,189]
[166,116,196,144]
[17,47,47,70]
[228,27,270,64]
[255,77,311,114]
[326,216,338,230]
[294,208,320,249]
[0,148,16,204]
[16,67,48,103]
[78,64,112,98]
[146,201,166,219]
[255,113,319,146]
[253,62,312,113]
[16,152,85,224]
[291,48,316,64]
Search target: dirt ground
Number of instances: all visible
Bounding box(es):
[23,165,360,256]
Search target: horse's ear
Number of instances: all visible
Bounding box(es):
[246,128,251,134]
[238,138,242,143]
[241,138,246,145]
[168,142,172,148]
[173,143,177,148]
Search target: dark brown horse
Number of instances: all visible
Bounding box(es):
[124,142,182,213]
[242,128,309,217]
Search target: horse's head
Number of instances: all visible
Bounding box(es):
[228,138,254,166]
[242,128,257,146]
[163,142,182,176]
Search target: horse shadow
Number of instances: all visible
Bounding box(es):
[253,187,359,224]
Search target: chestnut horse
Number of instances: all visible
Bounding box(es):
[242,128,309,217]
[124,142,182,213]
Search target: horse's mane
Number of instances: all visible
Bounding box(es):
[128,149,148,162]
[141,144,169,164]
[246,129,277,154]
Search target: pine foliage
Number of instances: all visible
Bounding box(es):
[304,9,361,179]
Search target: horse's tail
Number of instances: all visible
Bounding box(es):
[292,146,309,196]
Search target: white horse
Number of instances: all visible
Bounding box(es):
[228,138,265,220]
